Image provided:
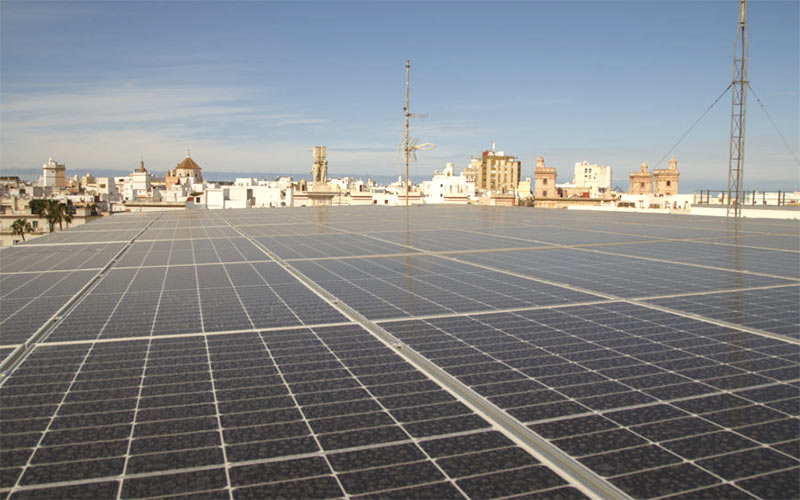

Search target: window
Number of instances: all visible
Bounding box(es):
[32,221,38,229]
[640,182,645,188]
[666,180,671,186]
[543,190,548,197]
[543,178,548,185]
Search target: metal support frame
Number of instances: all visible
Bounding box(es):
[727,0,748,217]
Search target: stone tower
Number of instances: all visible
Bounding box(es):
[628,162,653,194]
[312,146,328,187]
[653,157,680,195]
[534,156,558,198]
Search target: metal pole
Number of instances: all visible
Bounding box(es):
[405,60,410,207]
[727,0,748,217]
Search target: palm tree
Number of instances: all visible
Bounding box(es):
[54,201,71,231]
[29,199,46,217]
[30,199,55,232]
[10,218,33,242]
[62,204,73,229]
[30,199,71,232]
[45,200,60,232]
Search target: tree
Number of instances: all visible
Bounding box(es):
[62,203,73,229]
[10,218,32,242]
[30,199,54,231]
[54,201,72,231]
[45,200,60,232]
[29,199,46,217]
[29,199,73,232]
[40,199,60,232]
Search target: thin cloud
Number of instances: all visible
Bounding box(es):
[1,84,317,130]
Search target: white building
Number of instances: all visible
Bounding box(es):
[191,178,294,209]
[619,193,693,210]
[131,161,153,191]
[39,157,67,188]
[121,160,157,201]
[572,161,612,197]
[420,163,475,204]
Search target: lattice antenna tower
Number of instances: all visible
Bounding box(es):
[727,0,748,217]
[403,60,435,206]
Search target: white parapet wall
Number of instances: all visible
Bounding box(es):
[690,205,800,220]
[566,203,799,219]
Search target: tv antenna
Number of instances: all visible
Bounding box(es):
[403,60,436,206]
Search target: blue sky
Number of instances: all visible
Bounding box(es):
[1,0,798,190]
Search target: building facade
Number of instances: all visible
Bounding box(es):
[39,158,67,188]
[573,161,612,197]
[653,157,680,195]
[628,162,653,194]
[420,163,475,204]
[534,156,558,198]
[166,153,203,189]
[465,145,521,194]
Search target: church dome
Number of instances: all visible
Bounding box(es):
[176,155,202,170]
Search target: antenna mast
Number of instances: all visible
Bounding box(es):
[727,0,748,217]
[401,60,435,206]
[405,60,410,206]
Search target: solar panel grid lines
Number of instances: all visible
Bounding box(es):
[252,233,420,260]
[198,334,235,500]
[254,325,472,500]
[0,214,166,369]
[343,323,627,500]
[44,244,167,344]
[633,282,800,302]
[242,329,346,500]
[40,263,346,343]
[0,271,94,343]
[432,251,797,346]
[459,249,789,300]
[114,331,157,500]
[571,243,800,282]
[305,257,459,317]
[542,214,787,240]
[4,341,100,495]
[1,206,799,499]
[190,238,208,335]
[289,255,603,321]
[645,287,800,339]
[707,235,800,252]
[376,304,799,498]
[654,234,800,254]
[364,257,533,312]
[217,219,620,499]
[441,253,618,302]
[0,243,125,273]
[0,326,592,498]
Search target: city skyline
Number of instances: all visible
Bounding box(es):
[1,0,798,190]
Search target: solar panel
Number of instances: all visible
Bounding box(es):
[1,205,797,499]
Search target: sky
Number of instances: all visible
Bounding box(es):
[1,0,798,191]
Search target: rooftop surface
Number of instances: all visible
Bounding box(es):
[0,205,798,499]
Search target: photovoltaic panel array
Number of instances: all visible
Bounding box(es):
[0,205,797,500]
